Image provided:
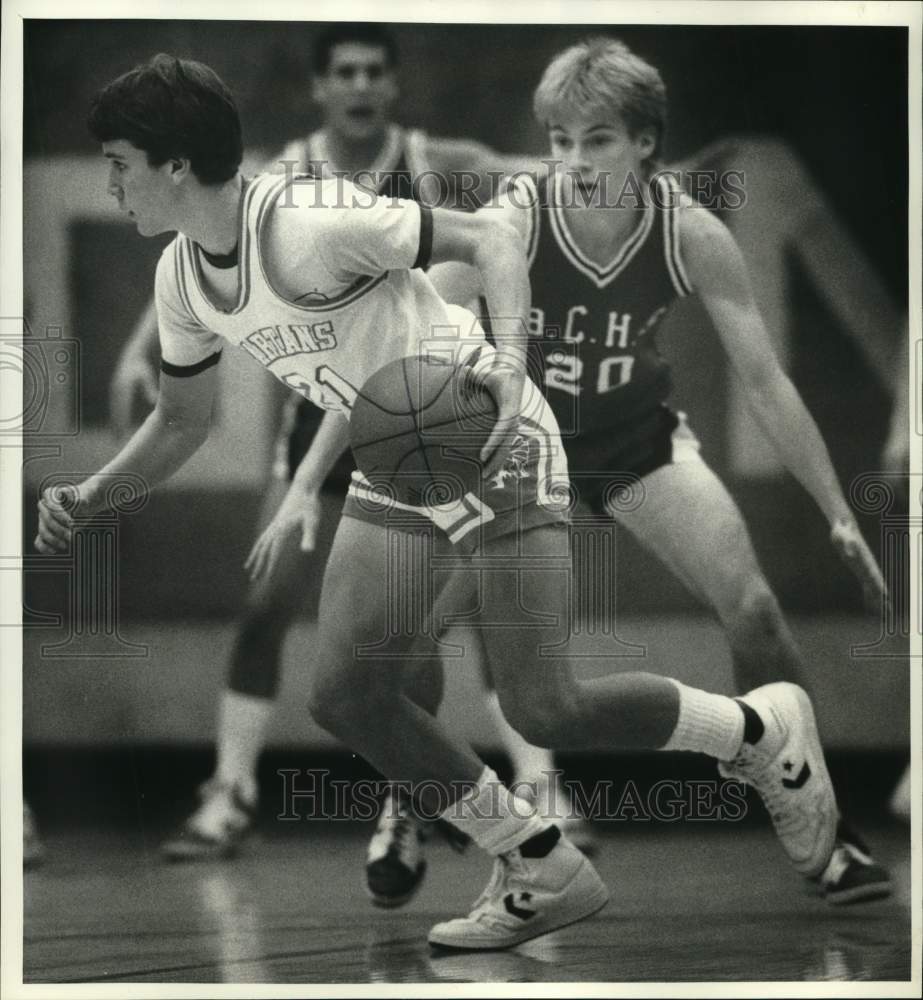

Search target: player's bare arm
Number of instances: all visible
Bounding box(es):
[109,299,161,438]
[36,360,219,554]
[245,409,350,582]
[427,188,530,316]
[427,138,545,208]
[680,203,886,610]
[427,205,531,478]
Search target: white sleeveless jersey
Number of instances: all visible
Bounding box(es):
[154,172,483,416]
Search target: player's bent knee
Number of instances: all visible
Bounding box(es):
[306,669,366,736]
[729,580,785,640]
[499,698,566,750]
[307,663,403,737]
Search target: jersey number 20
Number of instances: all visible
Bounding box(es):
[546,353,635,397]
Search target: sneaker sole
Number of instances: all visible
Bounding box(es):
[825,879,893,906]
[427,858,610,951]
[160,828,253,863]
[787,685,838,877]
[366,861,427,909]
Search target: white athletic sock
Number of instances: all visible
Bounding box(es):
[215,690,272,803]
[484,692,557,790]
[661,681,745,762]
[440,766,550,856]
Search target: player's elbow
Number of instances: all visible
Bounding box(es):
[478,216,522,257]
[471,217,526,275]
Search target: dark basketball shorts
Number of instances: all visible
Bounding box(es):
[565,406,703,517]
[273,396,355,490]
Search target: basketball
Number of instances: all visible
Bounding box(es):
[349,354,498,506]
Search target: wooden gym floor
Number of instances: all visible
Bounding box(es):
[22,820,912,986]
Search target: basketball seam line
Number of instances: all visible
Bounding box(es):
[403,357,437,487]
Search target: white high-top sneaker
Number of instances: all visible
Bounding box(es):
[719,682,837,878]
[428,831,608,951]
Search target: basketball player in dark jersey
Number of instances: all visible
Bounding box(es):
[428,37,891,904]
[107,24,559,885]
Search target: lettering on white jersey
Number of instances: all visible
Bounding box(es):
[280,365,358,412]
[240,321,338,365]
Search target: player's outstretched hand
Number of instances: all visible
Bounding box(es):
[830,517,889,615]
[35,484,79,554]
[110,352,159,440]
[478,366,524,483]
[245,489,320,583]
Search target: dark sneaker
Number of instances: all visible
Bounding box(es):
[366,790,427,908]
[815,822,892,904]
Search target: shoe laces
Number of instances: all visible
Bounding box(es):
[469,854,511,915]
[375,797,420,860]
[468,851,532,928]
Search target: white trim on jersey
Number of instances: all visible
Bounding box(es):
[509,174,541,269]
[548,169,655,289]
[658,174,694,297]
[179,178,260,317]
[404,128,435,204]
[307,125,405,181]
[348,474,497,543]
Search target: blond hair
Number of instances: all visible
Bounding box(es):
[533,38,667,160]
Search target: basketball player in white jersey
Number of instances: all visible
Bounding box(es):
[40,54,847,950]
[424,37,891,903]
[107,24,579,884]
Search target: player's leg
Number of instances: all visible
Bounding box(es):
[612,439,805,694]
[161,474,315,860]
[468,627,596,852]
[365,629,451,909]
[309,512,610,947]
[428,520,839,948]
[165,500,450,877]
[611,439,891,901]
[309,516,495,789]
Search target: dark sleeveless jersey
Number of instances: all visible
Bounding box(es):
[278,128,430,486]
[511,170,693,482]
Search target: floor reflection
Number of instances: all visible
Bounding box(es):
[194,867,270,983]
[803,927,910,982]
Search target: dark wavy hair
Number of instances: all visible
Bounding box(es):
[313,23,398,74]
[88,53,243,185]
